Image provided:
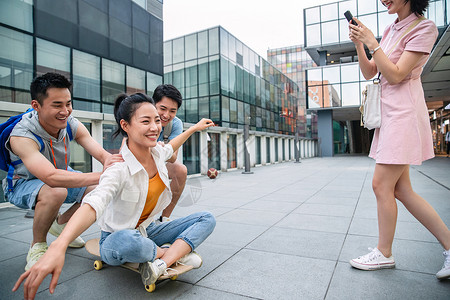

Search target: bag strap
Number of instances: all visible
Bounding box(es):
[375,16,425,83]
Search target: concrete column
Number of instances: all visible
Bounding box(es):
[261,136,267,165]
[248,134,255,166]
[91,120,103,172]
[200,131,208,174]
[270,137,275,163]
[220,132,227,172]
[317,109,333,157]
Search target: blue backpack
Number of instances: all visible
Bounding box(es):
[0,109,73,192]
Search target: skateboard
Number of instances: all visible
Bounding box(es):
[85,238,193,293]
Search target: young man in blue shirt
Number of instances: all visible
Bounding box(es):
[153,84,187,221]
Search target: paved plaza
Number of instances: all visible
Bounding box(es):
[1,155,449,299]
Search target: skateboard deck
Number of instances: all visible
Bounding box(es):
[85,238,193,292]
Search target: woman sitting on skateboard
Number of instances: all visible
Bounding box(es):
[14,93,216,299]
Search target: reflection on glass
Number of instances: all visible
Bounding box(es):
[102,123,123,155]
[307,68,322,82]
[341,82,360,106]
[341,64,359,83]
[183,132,200,174]
[185,98,198,123]
[0,0,33,32]
[185,34,197,61]
[70,123,92,172]
[172,37,184,64]
[323,66,340,84]
[209,28,219,55]
[339,0,357,18]
[73,50,100,101]
[339,19,351,42]
[198,30,208,58]
[164,40,172,66]
[146,72,162,97]
[36,39,70,78]
[126,66,145,94]
[227,134,237,168]
[102,59,125,105]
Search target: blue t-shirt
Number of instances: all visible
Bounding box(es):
[157,116,183,142]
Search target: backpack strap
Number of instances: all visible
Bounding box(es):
[66,121,73,141]
[7,132,44,192]
[163,121,173,144]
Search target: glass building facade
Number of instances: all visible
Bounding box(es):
[267,45,318,138]
[0,0,164,202]
[164,26,302,136]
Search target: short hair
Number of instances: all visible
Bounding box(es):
[113,93,155,139]
[30,72,72,105]
[152,84,182,108]
[405,0,429,16]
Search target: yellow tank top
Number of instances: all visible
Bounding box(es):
[136,172,165,227]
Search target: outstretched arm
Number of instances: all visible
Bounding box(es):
[168,118,214,153]
[13,204,96,300]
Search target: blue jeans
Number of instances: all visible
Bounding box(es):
[99,211,216,266]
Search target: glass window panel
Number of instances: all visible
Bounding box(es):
[164,41,172,66]
[323,66,340,84]
[327,84,341,107]
[126,66,145,94]
[339,18,351,43]
[307,68,322,82]
[236,66,243,101]
[228,34,236,62]
[229,98,237,123]
[185,34,197,61]
[198,30,208,58]
[220,28,229,58]
[209,58,220,95]
[227,134,237,168]
[308,85,323,108]
[198,58,209,97]
[0,27,33,90]
[36,39,70,78]
[341,64,359,82]
[305,6,320,24]
[185,63,198,99]
[358,14,378,36]
[357,0,377,15]
[221,95,229,122]
[172,63,185,98]
[321,3,338,22]
[198,96,209,119]
[210,95,220,122]
[306,24,321,47]
[237,101,244,124]
[72,99,100,112]
[185,98,198,122]
[208,28,219,55]
[70,122,92,172]
[339,0,357,18]
[341,82,360,106]
[321,21,339,45]
[177,98,185,121]
[220,57,229,96]
[172,37,184,64]
[228,62,236,98]
[73,50,100,101]
[102,59,125,106]
[0,0,33,32]
[146,72,162,97]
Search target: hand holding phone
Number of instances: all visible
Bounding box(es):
[344,10,358,26]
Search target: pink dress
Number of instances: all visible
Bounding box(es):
[369,13,438,165]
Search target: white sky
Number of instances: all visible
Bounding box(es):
[163,0,335,58]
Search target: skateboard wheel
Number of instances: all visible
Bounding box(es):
[145,284,155,292]
[94,260,103,270]
[170,275,178,281]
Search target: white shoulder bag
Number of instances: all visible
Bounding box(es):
[360,16,424,130]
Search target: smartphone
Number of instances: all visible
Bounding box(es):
[344,10,358,26]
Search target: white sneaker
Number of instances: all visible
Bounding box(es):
[350,247,395,270]
[25,242,48,271]
[177,251,203,269]
[48,216,85,248]
[436,250,450,280]
[139,259,167,285]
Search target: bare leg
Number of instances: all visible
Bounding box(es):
[372,163,408,257]
[159,239,191,266]
[58,185,96,224]
[394,167,450,250]
[161,162,187,218]
[32,185,68,246]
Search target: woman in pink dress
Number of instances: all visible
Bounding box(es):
[348,0,450,279]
